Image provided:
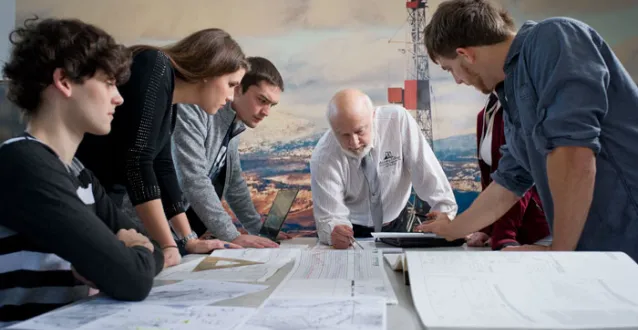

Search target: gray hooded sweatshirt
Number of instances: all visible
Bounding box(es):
[171,103,262,241]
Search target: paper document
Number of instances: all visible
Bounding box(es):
[274,250,398,304]
[357,240,403,254]
[239,297,386,330]
[157,249,300,282]
[76,305,254,330]
[8,300,126,330]
[311,243,336,250]
[9,280,266,330]
[278,244,309,249]
[384,254,404,271]
[311,240,402,254]
[405,251,638,329]
[210,248,300,263]
[156,256,206,280]
[139,279,267,307]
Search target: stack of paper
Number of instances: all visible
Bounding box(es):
[9,280,266,330]
[273,250,398,304]
[311,238,402,254]
[405,251,638,329]
[239,296,386,330]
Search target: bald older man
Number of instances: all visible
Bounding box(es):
[310,89,458,249]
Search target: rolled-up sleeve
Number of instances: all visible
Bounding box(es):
[491,144,534,197]
[524,20,610,156]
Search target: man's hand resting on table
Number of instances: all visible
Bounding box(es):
[331,225,354,249]
[232,234,279,248]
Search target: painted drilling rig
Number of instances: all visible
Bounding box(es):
[387,0,433,148]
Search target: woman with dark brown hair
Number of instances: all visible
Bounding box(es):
[76,28,246,268]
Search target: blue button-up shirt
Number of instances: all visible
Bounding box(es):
[492,17,638,260]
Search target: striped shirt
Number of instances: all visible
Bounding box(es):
[0,136,163,324]
[310,105,458,245]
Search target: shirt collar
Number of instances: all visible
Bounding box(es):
[503,21,538,72]
[219,102,246,136]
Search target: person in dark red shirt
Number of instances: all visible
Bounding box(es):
[466,90,550,250]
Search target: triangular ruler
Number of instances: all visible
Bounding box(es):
[192,256,264,272]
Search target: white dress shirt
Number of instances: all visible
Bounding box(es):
[479,93,500,167]
[479,125,494,166]
[310,105,458,245]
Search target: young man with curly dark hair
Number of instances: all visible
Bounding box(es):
[0,17,164,325]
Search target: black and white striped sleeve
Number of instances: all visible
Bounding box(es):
[0,143,159,302]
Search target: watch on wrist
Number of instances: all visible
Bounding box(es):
[177,231,198,247]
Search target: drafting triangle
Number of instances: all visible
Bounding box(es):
[193,256,264,272]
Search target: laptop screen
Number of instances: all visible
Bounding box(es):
[260,189,299,240]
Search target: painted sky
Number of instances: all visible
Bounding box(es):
[15,0,638,144]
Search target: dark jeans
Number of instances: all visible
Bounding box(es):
[352,207,411,238]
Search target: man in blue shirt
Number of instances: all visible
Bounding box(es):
[416,0,638,260]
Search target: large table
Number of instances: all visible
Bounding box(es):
[12,237,480,330]
[183,237,483,330]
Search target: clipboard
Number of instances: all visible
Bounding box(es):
[192,256,264,272]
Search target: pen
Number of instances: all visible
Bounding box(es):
[350,237,364,250]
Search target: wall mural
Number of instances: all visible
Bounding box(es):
[3,0,637,237]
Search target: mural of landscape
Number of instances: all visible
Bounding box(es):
[3,0,637,237]
[226,131,481,237]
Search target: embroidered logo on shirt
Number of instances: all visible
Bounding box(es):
[379,151,401,168]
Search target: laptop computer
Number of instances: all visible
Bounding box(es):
[258,188,300,242]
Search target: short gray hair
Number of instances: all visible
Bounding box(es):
[326,93,374,126]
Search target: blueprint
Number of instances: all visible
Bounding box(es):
[239,297,386,330]
[8,280,266,330]
[155,256,204,280]
[77,305,255,330]
[405,251,638,329]
[273,250,398,304]
[7,300,127,330]
[141,279,267,306]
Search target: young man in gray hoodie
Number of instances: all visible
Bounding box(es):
[172,57,289,248]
